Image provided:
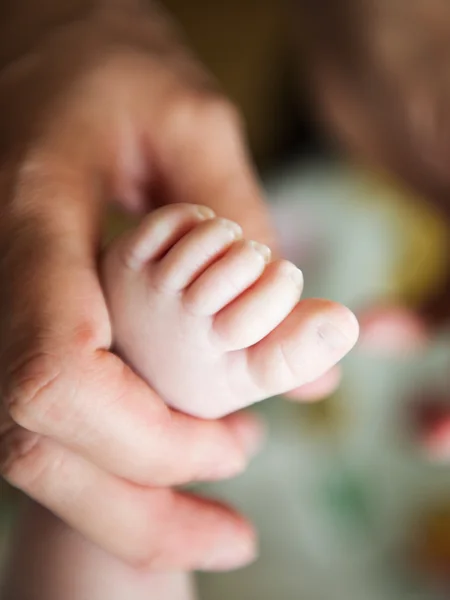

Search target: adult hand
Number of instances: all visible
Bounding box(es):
[0,0,272,570]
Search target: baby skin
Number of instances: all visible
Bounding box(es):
[3,204,359,600]
[102,203,359,419]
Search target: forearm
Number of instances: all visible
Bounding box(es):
[2,500,196,600]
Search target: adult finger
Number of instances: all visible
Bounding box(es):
[151,93,277,248]
[0,168,262,486]
[0,425,256,570]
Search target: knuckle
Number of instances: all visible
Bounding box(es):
[2,322,107,434]
[169,90,243,139]
[4,352,64,431]
[0,424,42,489]
[0,424,67,497]
[196,94,242,130]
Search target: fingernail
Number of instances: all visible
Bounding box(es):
[219,218,243,240]
[204,454,247,480]
[230,413,266,458]
[199,526,257,571]
[317,312,359,352]
[201,416,265,480]
[197,206,216,220]
[249,240,272,263]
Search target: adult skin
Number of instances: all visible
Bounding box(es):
[0,0,277,571]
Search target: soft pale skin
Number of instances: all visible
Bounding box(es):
[102,203,359,419]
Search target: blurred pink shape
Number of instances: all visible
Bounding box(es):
[284,366,342,402]
[359,305,429,355]
[424,417,450,461]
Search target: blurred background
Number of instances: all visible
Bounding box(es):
[2,0,450,598]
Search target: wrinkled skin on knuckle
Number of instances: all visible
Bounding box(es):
[0,283,108,426]
[4,347,81,434]
[0,202,112,408]
[0,422,42,490]
[0,294,108,436]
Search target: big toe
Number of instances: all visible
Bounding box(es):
[246,299,359,395]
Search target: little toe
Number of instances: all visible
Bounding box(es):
[183,240,271,316]
[153,217,243,292]
[119,203,215,270]
[212,259,303,350]
[245,299,359,396]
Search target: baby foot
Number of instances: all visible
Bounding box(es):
[102,204,359,419]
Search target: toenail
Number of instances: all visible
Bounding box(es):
[316,320,352,351]
[219,219,243,239]
[249,241,271,263]
[288,266,303,287]
[197,206,216,220]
